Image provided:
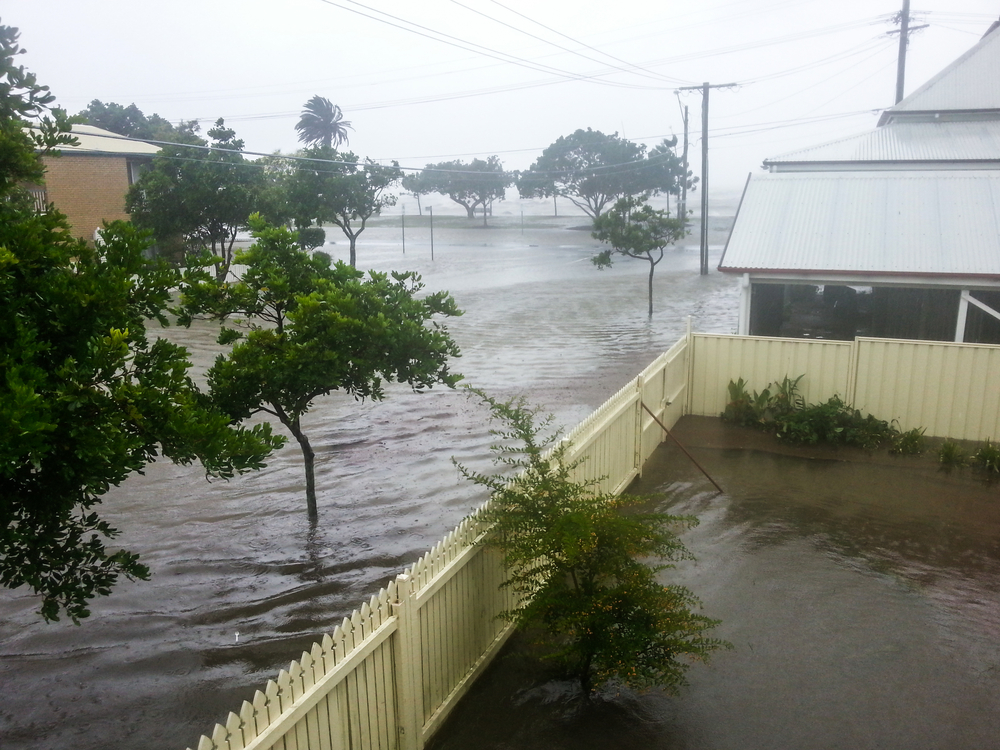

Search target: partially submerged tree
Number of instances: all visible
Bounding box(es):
[592,195,687,316]
[287,146,402,267]
[0,25,283,621]
[295,95,352,149]
[456,391,728,693]
[126,118,265,280]
[401,157,510,226]
[518,129,687,219]
[179,216,462,518]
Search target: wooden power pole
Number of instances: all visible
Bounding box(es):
[677,82,736,275]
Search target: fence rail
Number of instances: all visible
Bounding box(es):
[188,330,999,750]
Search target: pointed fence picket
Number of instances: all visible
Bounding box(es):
[188,331,999,750]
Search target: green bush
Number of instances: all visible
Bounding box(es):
[972,439,1000,475]
[722,376,922,452]
[938,440,967,469]
[457,390,730,694]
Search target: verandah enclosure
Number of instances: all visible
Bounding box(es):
[187,331,1000,750]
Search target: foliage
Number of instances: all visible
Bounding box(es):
[76,99,205,145]
[178,216,462,517]
[297,225,326,250]
[401,156,510,225]
[0,25,77,197]
[295,95,352,149]
[455,391,729,694]
[889,427,926,455]
[517,130,687,219]
[721,376,917,451]
[591,195,687,316]
[0,24,283,621]
[126,118,268,280]
[938,440,967,469]
[286,146,402,267]
[971,439,1000,475]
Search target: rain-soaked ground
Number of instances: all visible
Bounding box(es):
[0,197,739,750]
[428,417,1000,750]
[4,196,998,750]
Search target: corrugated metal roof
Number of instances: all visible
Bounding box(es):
[718,171,1000,278]
[888,26,1000,114]
[765,120,1000,165]
[29,124,162,156]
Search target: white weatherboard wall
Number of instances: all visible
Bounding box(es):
[188,332,1000,750]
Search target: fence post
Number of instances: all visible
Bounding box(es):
[634,374,644,475]
[393,573,422,750]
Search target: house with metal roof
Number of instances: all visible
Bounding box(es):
[719,23,1000,345]
[28,124,160,243]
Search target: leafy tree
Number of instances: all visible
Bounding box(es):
[179,216,462,518]
[592,195,686,316]
[77,99,204,145]
[455,391,729,693]
[0,25,283,621]
[287,146,402,267]
[401,157,510,226]
[518,129,686,219]
[295,95,353,149]
[126,118,266,280]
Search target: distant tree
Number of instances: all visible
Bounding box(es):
[401,156,510,226]
[518,129,687,219]
[77,99,205,145]
[178,216,462,518]
[0,26,283,622]
[126,118,266,280]
[295,95,353,149]
[286,146,402,267]
[455,391,729,694]
[592,195,687,316]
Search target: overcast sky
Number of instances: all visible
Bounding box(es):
[5,0,998,192]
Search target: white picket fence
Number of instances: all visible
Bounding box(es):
[188,330,1000,750]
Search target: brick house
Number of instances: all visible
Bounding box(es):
[30,124,160,243]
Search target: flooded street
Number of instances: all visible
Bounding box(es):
[0,200,738,750]
[430,418,1000,750]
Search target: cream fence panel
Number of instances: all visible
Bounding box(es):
[853,338,1000,441]
[186,334,695,750]
[687,334,854,417]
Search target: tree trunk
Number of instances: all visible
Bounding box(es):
[289,421,318,518]
[647,259,655,317]
[349,236,357,268]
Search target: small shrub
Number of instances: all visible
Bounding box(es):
[938,440,967,469]
[457,389,730,694]
[890,427,926,455]
[972,439,1000,475]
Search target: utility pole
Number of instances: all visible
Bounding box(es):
[892,0,928,103]
[675,93,689,228]
[677,82,737,275]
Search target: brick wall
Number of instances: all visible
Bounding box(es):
[42,154,132,242]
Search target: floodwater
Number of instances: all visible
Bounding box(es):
[0,198,739,750]
[429,419,1000,750]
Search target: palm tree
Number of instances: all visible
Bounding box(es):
[295,95,353,149]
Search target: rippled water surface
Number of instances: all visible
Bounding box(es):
[0,208,739,750]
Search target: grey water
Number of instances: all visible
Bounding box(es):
[0,205,738,750]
